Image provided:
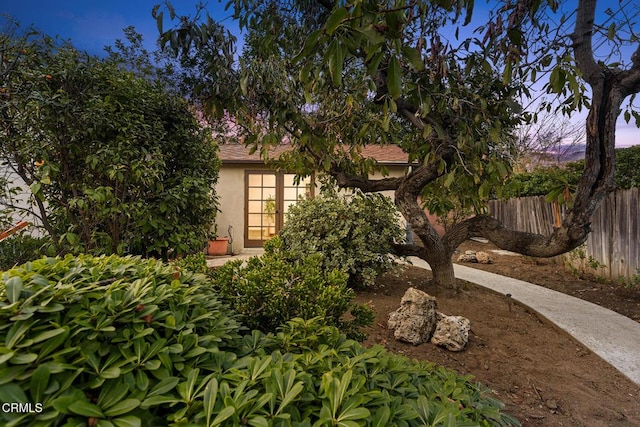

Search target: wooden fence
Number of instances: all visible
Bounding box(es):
[488,188,639,282]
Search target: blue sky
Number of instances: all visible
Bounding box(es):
[2,0,638,147]
[2,0,235,54]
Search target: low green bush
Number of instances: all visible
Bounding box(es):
[0,255,519,426]
[222,318,520,426]
[171,251,208,274]
[0,254,241,426]
[277,190,405,288]
[209,237,374,340]
[0,233,53,271]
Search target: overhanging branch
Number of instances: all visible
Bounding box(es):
[332,169,403,192]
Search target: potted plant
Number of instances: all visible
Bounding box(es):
[206,226,229,256]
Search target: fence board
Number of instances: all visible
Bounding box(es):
[489,188,639,282]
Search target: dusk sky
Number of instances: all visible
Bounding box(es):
[2,0,236,54]
[2,0,638,146]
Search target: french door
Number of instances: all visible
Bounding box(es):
[245,171,313,247]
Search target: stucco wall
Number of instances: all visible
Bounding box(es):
[215,164,253,254]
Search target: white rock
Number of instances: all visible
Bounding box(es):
[431,314,471,352]
[388,287,438,345]
[476,251,492,264]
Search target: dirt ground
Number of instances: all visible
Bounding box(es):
[356,240,640,426]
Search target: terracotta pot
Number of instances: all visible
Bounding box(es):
[207,238,229,256]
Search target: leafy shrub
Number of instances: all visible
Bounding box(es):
[501,163,582,199]
[562,244,607,279]
[0,233,53,271]
[0,256,519,426]
[171,251,208,274]
[209,236,374,340]
[502,145,640,200]
[3,39,220,259]
[0,254,241,426]
[277,190,404,287]
[610,144,640,189]
[209,318,520,426]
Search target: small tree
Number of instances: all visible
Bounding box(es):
[0,21,220,258]
[277,190,404,287]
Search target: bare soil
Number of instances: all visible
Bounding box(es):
[356,240,640,426]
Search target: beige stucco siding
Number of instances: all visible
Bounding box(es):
[215,164,253,254]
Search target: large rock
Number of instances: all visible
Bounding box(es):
[387,287,438,345]
[457,250,493,264]
[457,250,477,263]
[475,251,492,264]
[431,313,471,351]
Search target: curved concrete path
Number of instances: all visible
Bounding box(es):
[207,252,640,387]
[407,256,640,387]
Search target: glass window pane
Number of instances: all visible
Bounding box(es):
[248,174,262,187]
[263,188,276,200]
[284,187,298,200]
[248,188,262,200]
[283,174,296,187]
[248,214,263,227]
[263,174,276,187]
[248,227,263,240]
[248,201,262,214]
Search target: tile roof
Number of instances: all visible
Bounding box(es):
[218,144,410,165]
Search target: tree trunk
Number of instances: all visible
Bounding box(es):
[429,256,457,291]
[394,173,459,289]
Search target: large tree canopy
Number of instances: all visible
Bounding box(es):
[157,0,640,288]
[0,22,220,258]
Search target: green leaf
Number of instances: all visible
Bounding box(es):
[0,348,16,365]
[607,23,616,40]
[248,416,269,427]
[32,327,67,344]
[103,399,140,417]
[100,367,121,379]
[211,406,234,426]
[5,276,23,303]
[444,171,456,188]
[140,395,181,408]
[147,376,179,397]
[97,380,129,410]
[203,378,218,426]
[155,11,164,36]
[0,383,28,403]
[10,353,38,364]
[38,326,70,359]
[29,365,50,402]
[68,400,104,418]
[325,7,349,35]
[372,406,390,427]
[113,416,142,427]
[387,56,402,99]
[401,46,424,71]
[135,369,149,391]
[328,41,346,87]
[338,407,370,421]
[30,182,41,197]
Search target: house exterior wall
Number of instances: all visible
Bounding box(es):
[215,164,258,254]
[215,164,410,253]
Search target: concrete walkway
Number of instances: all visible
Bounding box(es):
[206,251,640,387]
[407,256,640,387]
